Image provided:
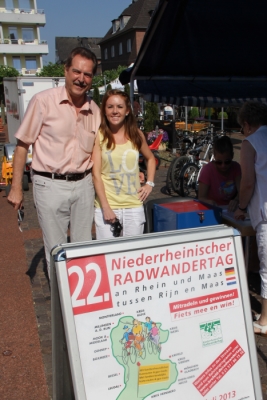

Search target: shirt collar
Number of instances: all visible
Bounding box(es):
[59,85,92,112]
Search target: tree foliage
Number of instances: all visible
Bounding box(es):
[144,102,159,133]
[36,62,65,77]
[0,65,20,79]
[188,107,199,120]
[93,86,100,107]
[106,83,112,92]
[92,65,127,89]
[0,65,20,102]
[124,84,130,95]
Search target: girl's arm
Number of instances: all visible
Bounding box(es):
[198,181,216,206]
[138,131,156,202]
[228,173,241,212]
[92,134,116,222]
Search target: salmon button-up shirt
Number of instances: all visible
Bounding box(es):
[15,85,101,174]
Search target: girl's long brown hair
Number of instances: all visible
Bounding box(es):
[100,89,142,150]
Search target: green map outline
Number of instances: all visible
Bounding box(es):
[110,316,178,400]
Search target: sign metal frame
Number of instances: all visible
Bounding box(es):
[51,225,262,400]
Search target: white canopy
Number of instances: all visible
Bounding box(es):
[98,78,138,95]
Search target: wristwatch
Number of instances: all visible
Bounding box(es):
[146,181,155,187]
[238,205,247,212]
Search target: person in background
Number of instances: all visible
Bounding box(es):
[92,89,156,239]
[7,47,101,277]
[234,101,267,336]
[198,135,241,211]
[133,98,141,117]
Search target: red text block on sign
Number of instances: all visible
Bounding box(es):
[193,340,245,396]
[169,289,239,313]
[67,255,113,315]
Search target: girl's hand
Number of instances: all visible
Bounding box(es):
[102,206,117,223]
[228,198,238,212]
[138,184,152,202]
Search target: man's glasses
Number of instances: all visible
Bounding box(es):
[18,209,24,232]
[110,218,123,237]
[213,160,232,166]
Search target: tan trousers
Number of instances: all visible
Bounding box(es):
[33,172,95,277]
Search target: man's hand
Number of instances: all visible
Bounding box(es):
[7,186,23,210]
[234,208,246,220]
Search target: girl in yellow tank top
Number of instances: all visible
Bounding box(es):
[92,89,156,239]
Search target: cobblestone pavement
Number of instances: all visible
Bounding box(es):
[1,133,267,399]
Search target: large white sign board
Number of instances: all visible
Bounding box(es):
[52,226,262,400]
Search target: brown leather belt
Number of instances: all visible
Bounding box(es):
[32,168,92,181]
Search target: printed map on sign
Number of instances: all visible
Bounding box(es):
[110,316,177,399]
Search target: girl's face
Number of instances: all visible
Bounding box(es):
[213,151,233,175]
[105,95,130,128]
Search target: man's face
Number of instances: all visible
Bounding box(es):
[65,54,94,102]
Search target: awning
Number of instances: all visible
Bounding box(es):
[120,0,267,106]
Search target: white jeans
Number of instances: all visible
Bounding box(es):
[33,173,95,276]
[256,221,267,299]
[94,207,145,240]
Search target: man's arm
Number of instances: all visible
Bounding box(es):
[234,140,255,219]
[7,140,29,210]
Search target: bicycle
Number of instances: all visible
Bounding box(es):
[167,129,212,195]
[146,334,160,354]
[178,132,221,198]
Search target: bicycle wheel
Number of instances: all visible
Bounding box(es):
[122,348,129,365]
[170,156,190,195]
[179,162,200,198]
[147,338,153,354]
[165,158,177,195]
[153,151,161,170]
[130,345,137,364]
[141,343,146,359]
[152,341,158,354]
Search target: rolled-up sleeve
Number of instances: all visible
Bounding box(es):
[15,95,44,145]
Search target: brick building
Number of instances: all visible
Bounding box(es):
[99,0,158,72]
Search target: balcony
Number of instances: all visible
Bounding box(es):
[20,67,41,76]
[0,38,48,54]
[0,8,45,25]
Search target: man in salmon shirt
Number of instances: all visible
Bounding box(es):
[7,47,101,277]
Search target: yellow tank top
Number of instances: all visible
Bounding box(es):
[95,131,142,209]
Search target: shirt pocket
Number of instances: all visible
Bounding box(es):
[79,129,96,153]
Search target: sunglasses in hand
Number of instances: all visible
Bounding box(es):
[110,218,123,237]
[18,208,24,232]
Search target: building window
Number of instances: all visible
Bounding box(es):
[104,48,108,60]
[120,15,130,30]
[127,39,131,53]
[25,56,37,70]
[119,43,123,55]
[8,27,18,43]
[12,56,21,71]
[19,0,31,9]
[22,28,34,43]
[112,20,120,34]
[111,46,115,58]
[5,0,14,10]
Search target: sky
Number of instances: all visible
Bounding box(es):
[37,0,131,65]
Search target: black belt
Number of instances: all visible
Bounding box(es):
[33,168,92,181]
